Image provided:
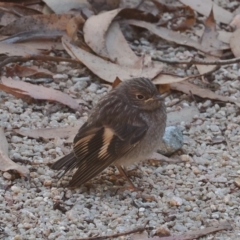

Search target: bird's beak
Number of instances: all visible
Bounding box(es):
[145,94,163,102]
[153,94,163,101]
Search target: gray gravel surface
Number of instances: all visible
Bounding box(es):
[1,62,239,240]
[1,3,240,240]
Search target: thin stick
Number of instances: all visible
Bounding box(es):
[75,224,147,240]
[0,55,81,70]
[152,55,240,66]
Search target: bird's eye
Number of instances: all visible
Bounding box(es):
[136,94,145,100]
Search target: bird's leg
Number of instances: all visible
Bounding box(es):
[116,165,143,191]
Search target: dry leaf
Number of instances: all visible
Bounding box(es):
[152,74,200,84]
[0,77,82,111]
[196,8,222,75]
[230,28,240,57]
[42,0,91,14]
[0,127,29,177]
[112,77,122,88]
[180,0,233,24]
[151,1,196,31]
[106,22,141,67]
[83,8,158,62]
[14,124,83,140]
[6,65,53,78]
[66,15,85,43]
[62,35,163,82]
[83,8,122,58]
[0,2,41,16]
[170,81,240,106]
[230,14,240,28]
[126,19,216,53]
[0,38,64,56]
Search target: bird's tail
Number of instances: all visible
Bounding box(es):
[51,152,78,178]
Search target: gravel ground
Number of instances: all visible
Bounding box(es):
[1,3,240,240]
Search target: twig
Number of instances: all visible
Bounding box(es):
[75,224,147,240]
[152,55,240,66]
[146,222,232,240]
[0,55,81,70]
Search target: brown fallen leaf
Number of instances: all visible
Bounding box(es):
[230,28,240,57]
[105,21,141,67]
[6,65,54,78]
[126,20,216,54]
[0,2,41,17]
[0,77,82,111]
[180,0,233,24]
[152,74,201,84]
[0,127,29,178]
[196,8,222,75]
[66,15,85,43]
[112,77,122,88]
[83,8,158,67]
[43,0,91,14]
[151,1,196,31]
[83,8,120,58]
[170,81,240,106]
[62,35,163,82]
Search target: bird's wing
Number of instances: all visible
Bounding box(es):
[68,121,148,187]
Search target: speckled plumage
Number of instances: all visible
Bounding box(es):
[51,78,166,188]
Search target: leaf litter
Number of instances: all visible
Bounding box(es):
[0,77,82,111]
[0,0,238,239]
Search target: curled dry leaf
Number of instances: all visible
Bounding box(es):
[106,21,141,67]
[0,77,82,111]
[62,35,163,82]
[83,8,157,66]
[0,128,29,177]
[83,8,122,59]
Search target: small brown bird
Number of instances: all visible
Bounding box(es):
[51,78,166,189]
